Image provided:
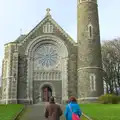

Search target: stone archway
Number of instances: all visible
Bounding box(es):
[39,82,56,102]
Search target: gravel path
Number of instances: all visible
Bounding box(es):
[17,103,65,120]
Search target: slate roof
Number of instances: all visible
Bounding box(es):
[14,34,27,43]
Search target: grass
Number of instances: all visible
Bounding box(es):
[0,104,24,120]
[80,103,120,120]
[81,115,89,120]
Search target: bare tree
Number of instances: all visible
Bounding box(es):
[102,38,120,95]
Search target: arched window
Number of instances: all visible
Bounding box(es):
[88,24,93,39]
[88,0,97,3]
[43,22,53,33]
[78,0,81,3]
[79,0,97,3]
[90,73,96,91]
[79,0,87,3]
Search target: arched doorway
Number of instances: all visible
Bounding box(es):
[42,86,52,102]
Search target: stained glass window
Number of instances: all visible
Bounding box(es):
[34,44,58,68]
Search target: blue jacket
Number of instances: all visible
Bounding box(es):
[64,102,82,120]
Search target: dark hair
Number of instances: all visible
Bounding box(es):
[66,100,70,104]
[69,96,77,102]
[49,96,55,103]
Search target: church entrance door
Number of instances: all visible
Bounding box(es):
[42,86,52,102]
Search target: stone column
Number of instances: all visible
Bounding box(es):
[27,56,34,104]
[62,58,68,101]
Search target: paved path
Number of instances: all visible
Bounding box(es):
[17,103,65,120]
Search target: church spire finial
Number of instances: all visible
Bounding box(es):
[46,8,51,17]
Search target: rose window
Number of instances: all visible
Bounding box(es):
[34,44,59,68]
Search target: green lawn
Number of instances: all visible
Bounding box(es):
[81,115,88,120]
[80,104,120,120]
[0,104,24,120]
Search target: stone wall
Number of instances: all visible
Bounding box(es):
[16,16,77,104]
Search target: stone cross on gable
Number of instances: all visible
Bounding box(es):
[46,8,51,16]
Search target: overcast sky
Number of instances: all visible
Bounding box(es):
[0,0,120,75]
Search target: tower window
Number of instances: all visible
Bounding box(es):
[78,0,97,3]
[89,0,97,3]
[90,73,96,91]
[88,24,93,39]
[89,26,92,37]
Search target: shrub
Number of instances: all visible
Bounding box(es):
[111,95,119,104]
[99,94,120,104]
[118,96,120,102]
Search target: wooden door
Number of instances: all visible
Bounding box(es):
[43,87,52,102]
[43,87,49,101]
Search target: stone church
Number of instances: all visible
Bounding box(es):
[1,0,103,104]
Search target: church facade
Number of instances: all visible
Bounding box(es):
[1,0,103,104]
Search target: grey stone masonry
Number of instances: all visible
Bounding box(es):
[77,0,104,100]
[0,2,104,104]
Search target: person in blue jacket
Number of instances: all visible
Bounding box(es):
[64,96,82,120]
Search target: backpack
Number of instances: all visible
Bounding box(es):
[68,104,80,120]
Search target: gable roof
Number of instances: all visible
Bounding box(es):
[19,10,76,45]
[15,35,26,43]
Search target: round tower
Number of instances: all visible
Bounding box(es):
[77,0,104,101]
